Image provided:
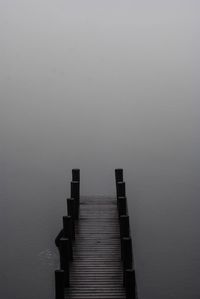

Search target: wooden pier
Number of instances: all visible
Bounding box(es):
[55,169,137,299]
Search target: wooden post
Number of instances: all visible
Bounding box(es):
[125,269,136,299]
[117,181,126,198]
[121,236,133,263]
[67,198,75,239]
[115,168,123,183]
[71,181,80,201]
[63,216,73,260]
[122,237,133,266]
[120,215,130,238]
[67,198,75,218]
[72,169,80,182]
[55,270,65,299]
[59,238,70,286]
[122,237,133,286]
[118,196,127,217]
[71,181,79,219]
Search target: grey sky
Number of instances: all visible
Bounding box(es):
[1,1,200,299]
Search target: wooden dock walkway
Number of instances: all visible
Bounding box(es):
[55,169,137,299]
[67,196,125,299]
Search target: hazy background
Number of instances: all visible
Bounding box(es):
[1,1,200,298]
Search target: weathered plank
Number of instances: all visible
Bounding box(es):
[65,196,126,299]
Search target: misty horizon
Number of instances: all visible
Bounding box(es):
[1,1,200,299]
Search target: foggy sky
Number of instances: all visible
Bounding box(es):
[1,1,200,299]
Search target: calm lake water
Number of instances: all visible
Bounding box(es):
[1,1,200,299]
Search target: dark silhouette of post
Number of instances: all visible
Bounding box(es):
[63,216,73,260]
[122,237,133,266]
[118,196,127,216]
[59,238,70,287]
[72,169,80,182]
[71,181,80,201]
[125,269,136,299]
[67,198,75,219]
[67,198,75,239]
[71,181,79,219]
[55,270,65,299]
[115,168,123,183]
[117,181,126,199]
[122,237,133,286]
[120,215,130,238]
[120,215,130,261]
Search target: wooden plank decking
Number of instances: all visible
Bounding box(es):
[66,196,126,299]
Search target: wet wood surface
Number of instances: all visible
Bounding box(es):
[65,196,126,299]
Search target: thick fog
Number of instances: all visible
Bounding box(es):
[1,1,200,299]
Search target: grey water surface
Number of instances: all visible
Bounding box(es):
[1,1,200,299]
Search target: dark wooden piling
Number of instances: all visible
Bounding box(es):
[120,215,130,238]
[122,236,133,285]
[59,238,70,287]
[117,181,126,199]
[122,237,133,268]
[115,168,123,183]
[72,169,80,182]
[67,198,75,239]
[118,196,127,216]
[122,237,133,286]
[55,270,65,299]
[63,216,73,259]
[70,181,80,200]
[125,269,136,299]
[67,198,75,218]
[70,181,79,219]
